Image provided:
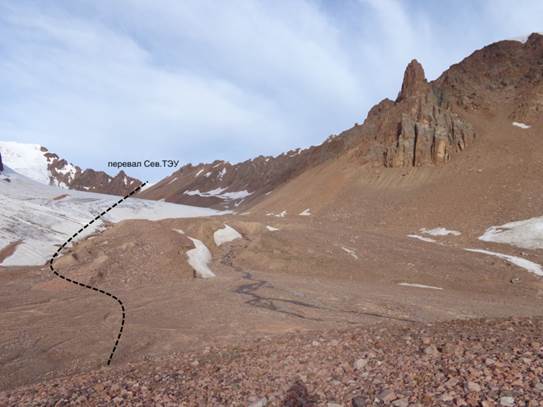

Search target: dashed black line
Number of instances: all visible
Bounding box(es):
[48,182,147,366]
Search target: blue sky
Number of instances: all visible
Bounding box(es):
[0,0,541,179]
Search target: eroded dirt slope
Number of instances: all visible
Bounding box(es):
[1,214,542,392]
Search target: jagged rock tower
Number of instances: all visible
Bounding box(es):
[349,59,476,168]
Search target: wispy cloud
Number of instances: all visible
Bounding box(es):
[0,0,541,178]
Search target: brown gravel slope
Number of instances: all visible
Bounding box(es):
[2,317,543,406]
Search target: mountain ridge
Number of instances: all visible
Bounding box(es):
[0,141,142,196]
[140,33,543,209]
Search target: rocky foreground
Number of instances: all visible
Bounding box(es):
[2,318,543,406]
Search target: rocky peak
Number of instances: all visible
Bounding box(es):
[354,59,476,168]
[526,32,543,47]
[396,59,429,102]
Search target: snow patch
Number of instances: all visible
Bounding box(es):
[266,211,287,218]
[221,190,252,200]
[56,162,77,182]
[479,216,543,250]
[186,187,225,196]
[288,148,303,157]
[420,227,461,237]
[167,177,178,185]
[341,247,358,259]
[184,188,252,201]
[465,248,543,276]
[173,229,185,235]
[408,234,436,243]
[512,121,531,129]
[399,283,443,290]
[186,237,215,278]
[299,208,311,216]
[213,224,242,246]
[266,225,279,231]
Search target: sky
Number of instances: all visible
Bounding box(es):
[0,0,542,180]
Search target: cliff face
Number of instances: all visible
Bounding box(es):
[353,33,543,168]
[357,60,476,168]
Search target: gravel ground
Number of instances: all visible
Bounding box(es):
[2,318,543,406]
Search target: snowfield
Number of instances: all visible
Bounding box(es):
[512,122,531,129]
[399,283,443,290]
[213,224,242,246]
[479,216,543,250]
[186,237,215,278]
[420,227,461,237]
[341,246,358,259]
[0,167,224,266]
[184,188,252,201]
[0,142,51,184]
[465,248,543,277]
[407,234,436,243]
[0,141,80,188]
[266,211,287,218]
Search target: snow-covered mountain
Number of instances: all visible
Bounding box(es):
[0,141,142,196]
[0,165,225,267]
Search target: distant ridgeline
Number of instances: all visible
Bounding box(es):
[0,142,142,196]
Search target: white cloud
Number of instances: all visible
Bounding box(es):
[0,0,541,178]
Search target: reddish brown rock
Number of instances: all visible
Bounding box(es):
[139,33,543,210]
[43,147,142,195]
